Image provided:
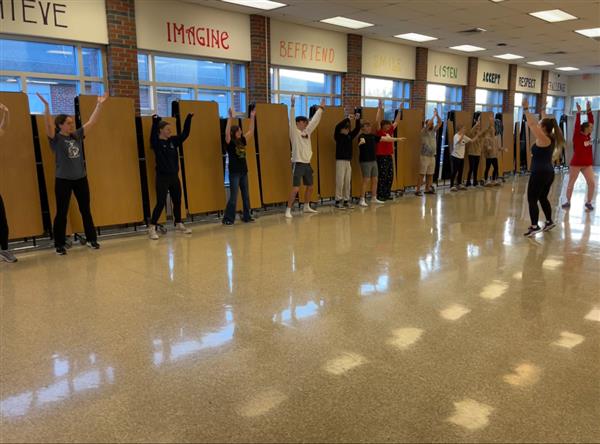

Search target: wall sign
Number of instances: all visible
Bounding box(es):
[0,0,107,44]
[427,50,467,86]
[361,38,415,80]
[135,0,251,61]
[270,20,347,72]
[476,60,509,90]
[516,66,542,93]
[547,71,568,96]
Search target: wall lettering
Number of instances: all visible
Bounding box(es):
[166,22,230,49]
[482,72,501,85]
[548,80,566,93]
[0,0,67,28]
[434,65,458,79]
[519,76,536,88]
[278,40,335,64]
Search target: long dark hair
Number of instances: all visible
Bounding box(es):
[230,125,244,147]
[540,117,565,150]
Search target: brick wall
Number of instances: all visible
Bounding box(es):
[463,57,478,113]
[248,15,270,105]
[105,0,140,114]
[411,47,428,113]
[503,64,518,113]
[342,34,362,115]
[537,70,549,116]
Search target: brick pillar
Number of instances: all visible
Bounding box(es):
[463,57,478,113]
[248,15,270,105]
[342,34,362,115]
[537,70,550,116]
[105,0,140,114]
[503,64,518,113]
[411,47,428,113]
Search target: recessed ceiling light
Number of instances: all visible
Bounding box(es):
[556,67,579,71]
[575,27,600,38]
[450,45,486,52]
[489,0,505,2]
[529,9,577,23]
[494,53,524,60]
[320,16,374,29]
[394,33,438,42]
[527,60,554,66]
[220,0,286,10]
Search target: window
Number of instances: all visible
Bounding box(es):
[270,67,342,117]
[361,77,411,120]
[138,53,247,117]
[571,95,600,111]
[426,83,463,119]
[475,88,503,114]
[514,92,537,123]
[0,38,106,114]
[546,96,565,120]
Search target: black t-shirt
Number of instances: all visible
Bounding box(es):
[334,118,360,161]
[358,133,381,162]
[150,114,192,175]
[227,136,248,174]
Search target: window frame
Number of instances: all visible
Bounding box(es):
[361,75,412,118]
[475,88,504,115]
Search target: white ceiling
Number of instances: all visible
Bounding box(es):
[192,0,600,75]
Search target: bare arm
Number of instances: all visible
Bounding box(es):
[36,93,55,139]
[375,99,383,131]
[225,107,234,144]
[244,109,256,140]
[82,92,109,135]
[434,109,442,131]
[289,95,296,139]
[0,103,8,136]
[586,100,594,125]
[392,107,401,129]
[522,97,551,146]
[381,135,406,142]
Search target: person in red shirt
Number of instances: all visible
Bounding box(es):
[562,101,595,211]
[375,99,404,201]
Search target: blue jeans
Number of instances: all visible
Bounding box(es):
[224,172,251,223]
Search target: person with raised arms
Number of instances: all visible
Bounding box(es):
[333,112,361,209]
[375,99,402,201]
[0,103,16,263]
[450,124,480,192]
[416,108,442,196]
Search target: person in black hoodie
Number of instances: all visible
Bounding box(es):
[148,113,193,240]
[334,113,360,209]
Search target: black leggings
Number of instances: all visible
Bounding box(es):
[54,177,97,247]
[527,171,554,227]
[485,158,499,181]
[151,174,183,225]
[376,155,394,199]
[466,155,480,185]
[450,157,464,187]
[0,194,8,250]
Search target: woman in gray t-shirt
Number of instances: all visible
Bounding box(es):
[38,92,108,255]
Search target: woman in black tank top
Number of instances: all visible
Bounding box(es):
[522,98,565,237]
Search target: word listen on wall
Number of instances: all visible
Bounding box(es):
[279,41,335,64]
[482,72,501,85]
[433,65,458,79]
[519,76,536,88]
[0,0,67,28]
[166,22,230,49]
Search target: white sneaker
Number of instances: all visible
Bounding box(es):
[148,225,159,240]
[372,198,385,204]
[450,186,458,192]
[176,222,192,234]
[0,250,17,263]
[359,199,368,207]
[303,203,318,213]
[285,208,293,219]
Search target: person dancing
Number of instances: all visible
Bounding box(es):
[0,103,16,263]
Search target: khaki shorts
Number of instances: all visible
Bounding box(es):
[419,155,436,175]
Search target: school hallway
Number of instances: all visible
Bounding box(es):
[1,171,599,443]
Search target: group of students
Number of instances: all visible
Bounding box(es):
[0,96,596,263]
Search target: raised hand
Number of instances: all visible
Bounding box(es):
[36,92,49,107]
[97,92,109,104]
[354,112,361,121]
[586,101,592,112]
[576,102,582,113]
[522,97,529,109]
[348,114,355,120]
[228,107,234,118]
[378,98,383,109]
[250,109,256,118]
[319,98,326,108]
[290,95,296,107]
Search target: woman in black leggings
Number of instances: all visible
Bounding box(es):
[522,97,565,237]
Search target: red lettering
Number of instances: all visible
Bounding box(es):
[280,40,286,57]
[186,26,196,45]
[294,42,300,59]
[302,43,307,60]
[196,27,206,46]
[173,23,185,44]
[221,31,229,49]
[211,29,220,48]
[287,42,293,58]
[310,44,314,60]
[167,22,172,42]
[328,49,334,64]
[316,46,322,62]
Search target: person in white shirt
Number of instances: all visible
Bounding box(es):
[450,125,479,192]
[285,95,325,219]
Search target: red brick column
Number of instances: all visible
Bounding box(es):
[105,0,140,114]
[248,15,270,105]
[503,64,518,113]
[463,56,478,113]
[411,47,428,113]
[537,70,549,116]
[343,34,362,115]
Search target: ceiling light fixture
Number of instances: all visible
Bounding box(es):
[556,67,579,71]
[575,27,600,38]
[320,16,374,29]
[494,53,524,60]
[394,33,438,42]
[527,60,554,66]
[450,45,486,52]
[529,9,577,23]
[220,0,286,10]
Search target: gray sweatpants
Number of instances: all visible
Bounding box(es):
[335,160,352,201]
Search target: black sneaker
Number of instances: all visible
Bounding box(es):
[222,219,234,226]
[561,201,571,209]
[56,246,67,255]
[543,221,556,232]
[87,241,100,250]
[424,188,435,195]
[585,202,595,212]
[343,201,355,209]
[334,200,345,209]
[524,226,542,237]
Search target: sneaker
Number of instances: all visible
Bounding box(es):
[543,221,556,232]
[561,201,571,210]
[424,188,435,195]
[303,203,318,213]
[0,250,17,263]
[494,180,502,186]
[56,246,67,255]
[285,208,293,218]
[524,226,542,237]
[458,185,467,191]
[415,191,424,197]
[343,201,355,209]
[372,198,385,204]
[222,220,234,226]
[450,186,458,192]
[148,225,159,240]
[359,199,368,207]
[242,217,256,223]
[484,181,493,187]
[465,182,472,187]
[585,202,595,212]
[176,222,192,234]
[334,201,345,209]
[87,241,100,250]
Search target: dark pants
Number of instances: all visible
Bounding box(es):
[224,172,251,223]
[466,155,481,186]
[450,156,464,188]
[527,171,554,226]
[0,194,8,250]
[54,177,97,247]
[376,155,394,199]
[485,158,499,181]
[151,174,183,225]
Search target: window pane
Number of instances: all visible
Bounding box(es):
[155,56,229,86]
[233,91,246,113]
[233,64,246,88]
[0,39,77,75]
[82,47,103,78]
[278,69,328,94]
[333,75,342,95]
[364,77,394,98]
[0,75,21,92]
[198,89,229,117]
[427,84,446,102]
[156,86,193,117]
[140,85,153,115]
[84,82,104,95]
[27,78,79,114]
[363,98,378,108]
[138,54,150,82]
[475,88,488,105]
[334,97,342,106]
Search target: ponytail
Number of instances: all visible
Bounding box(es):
[541,117,565,163]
